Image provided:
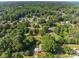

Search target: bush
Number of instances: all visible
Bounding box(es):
[24,50,30,56]
[38,52,54,58]
[45,52,54,58]
[63,46,73,54]
[12,52,23,58]
[0,51,11,58]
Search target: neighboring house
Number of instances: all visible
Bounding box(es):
[33,44,42,58]
[34,44,42,53]
[73,48,79,56]
[61,21,70,25]
[61,21,65,25]
[66,21,69,24]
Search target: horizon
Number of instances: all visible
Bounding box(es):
[0,0,79,2]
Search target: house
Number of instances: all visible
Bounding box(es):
[66,21,69,24]
[33,44,42,58]
[61,21,65,25]
[73,48,79,56]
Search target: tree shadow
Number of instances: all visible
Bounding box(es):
[28,40,36,56]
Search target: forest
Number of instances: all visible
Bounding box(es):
[0,1,79,58]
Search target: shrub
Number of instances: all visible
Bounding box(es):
[12,52,23,58]
[38,52,54,58]
[63,46,73,54]
[0,51,11,58]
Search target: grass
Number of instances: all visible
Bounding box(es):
[36,52,73,58]
[23,55,33,58]
[63,44,79,50]
[54,54,73,58]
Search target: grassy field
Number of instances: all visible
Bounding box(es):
[63,44,79,50]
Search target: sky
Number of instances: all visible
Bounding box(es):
[0,0,79,1]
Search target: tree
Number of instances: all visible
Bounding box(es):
[38,18,46,24]
[41,34,57,53]
[23,36,36,49]
[39,26,49,36]
[0,51,11,58]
